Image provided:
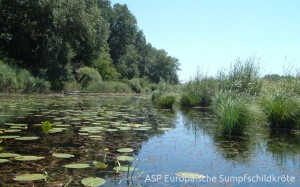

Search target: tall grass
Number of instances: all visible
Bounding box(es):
[261,91,300,129]
[218,57,262,95]
[212,91,253,136]
[180,73,218,107]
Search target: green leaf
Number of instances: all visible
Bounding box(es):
[117,148,134,153]
[0,153,21,158]
[64,163,90,169]
[113,166,139,172]
[0,159,9,163]
[81,177,106,187]
[0,135,20,139]
[52,153,74,159]
[0,146,3,152]
[15,156,45,161]
[42,121,52,134]
[116,155,134,161]
[175,172,206,179]
[14,173,46,181]
[15,136,39,141]
[93,161,108,169]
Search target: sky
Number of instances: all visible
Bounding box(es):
[110,0,300,82]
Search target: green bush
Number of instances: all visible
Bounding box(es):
[212,91,253,135]
[180,94,199,107]
[157,94,177,109]
[261,91,300,129]
[0,60,50,93]
[129,78,141,93]
[76,66,102,88]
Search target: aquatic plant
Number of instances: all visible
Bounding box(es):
[212,91,253,135]
[218,57,262,95]
[261,91,300,129]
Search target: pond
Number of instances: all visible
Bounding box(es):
[0,94,299,186]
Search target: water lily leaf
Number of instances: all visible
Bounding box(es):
[175,172,206,179]
[93,161,108,169]
[0,135,20,139]
[113,166,139,172]
[116,156,134,161]
[4,129,21,133]
[0,146,3,151]
[42,121,52,134]
[117,148,134,153]
[15,156,45,161]
[0,159,9,163]
[52,153,74,159]
[64,163,90,168]
[81,177,106,187]
[15,137,39,141]
[0,153,21,158]
[14,173,46,181]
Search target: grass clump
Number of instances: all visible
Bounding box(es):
[156,93,177,109]
[218,57,262,95]
[180,74,218,107]
[212,91,253,136]
[261,91,300,129]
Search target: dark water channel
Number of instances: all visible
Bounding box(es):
[0,94,299,186]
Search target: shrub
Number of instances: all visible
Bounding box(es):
[85,81,131,93]
[261,91,300,129]
[129,78,141,93]
[212,91,253,135]
[76,66,102,88]
[180,94,199,107]
[0,60,50,93]
[157,94,177,109]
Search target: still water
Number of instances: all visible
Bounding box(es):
[0,94,299,186]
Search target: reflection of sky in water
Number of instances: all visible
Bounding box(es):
[134,112,300,187]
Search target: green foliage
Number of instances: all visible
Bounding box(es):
[181,74,218,107]
[76,67,102,88]
[212,91,253,135]
[129,78,141,93]
[0,60,50,93]
[261,91,300,129]
[42,121,52,134]
[85,81,131,93]
[155,93,177,109]
[218,57,262,95]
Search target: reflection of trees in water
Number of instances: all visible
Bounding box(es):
[213,135,253,163]
[266,130,300,167]
[181,108,254,163]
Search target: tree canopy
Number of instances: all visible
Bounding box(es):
[0,0,180,90]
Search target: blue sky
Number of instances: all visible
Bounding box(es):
[110,0,300,81]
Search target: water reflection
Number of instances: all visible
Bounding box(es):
[266,129,300,167]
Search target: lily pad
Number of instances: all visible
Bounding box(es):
[14,173,46,181]
[4,129,22,133]
[0,135,20,139]
[0,153,21,158]
[116,156,134,161]
[0,159,9,163]
[0,146,3,151]
[15,156,45,161]
[93,161,108,169]
[82,177,106,187]
[15,137,40,141]
[64,163,90,169]
[117,148,134,153]
[42,121,52,134]
[52,153,74,159]
[175,172,206,179]
[113,166,139,172]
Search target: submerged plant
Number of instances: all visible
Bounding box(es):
[261,91,300,129]
[212,91,253,135]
